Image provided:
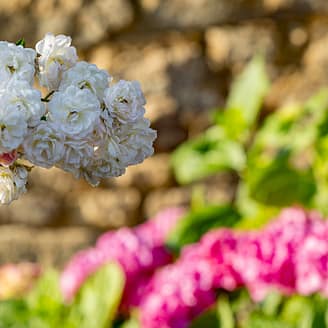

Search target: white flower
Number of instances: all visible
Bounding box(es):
[80,158,125,186]
[0,99,27,153]
[116,117,156,165]
[0,165,28,205]
[103,134,131,167]
[0,166,16,204]
[56,138,94,177]
[48,86,101,138]
[60,61,110,101]
[0,79,45,127]
[36,33,78,90]
[0,42,36,85]
[23,122,65,168]
[12,165,28,195]
[104,80,146,123]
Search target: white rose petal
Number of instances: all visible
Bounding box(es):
[0,165,28,205]
[0,100,27,153]
[23,122,65,168]
[0,41,36,85]
[81,158,125,186]
[117,117,156,165]
[36,33,78,90]
[104,80,146,124]
[1,79,45,127]
[48,86,101,138]
[56,138,94,178]
[60,61,110,101]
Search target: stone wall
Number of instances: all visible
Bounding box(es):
[1,0,328,266]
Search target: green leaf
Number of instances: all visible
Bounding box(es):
[0,299,30,327]
[217,294,234,328]
[27,270,63,312]
[190,307,219,328]
[225,55,270,139]
[171,126,245,184]
[68,262,125,328]
[15,38,26,47]
[166,204,241,252]
[248,157,316,207]
[280,295,313,328]
[26,270,66,327]
[261,291,283,317]
[246,315,292,328]
[119,317,140,328]
[235,183,279,229]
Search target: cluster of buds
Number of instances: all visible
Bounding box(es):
[0,33,156,204]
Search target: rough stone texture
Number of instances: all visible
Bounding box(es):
[68,188,142,229]
[109,153,173,193]
[0,225,98,267]
[75,0,134,48]
[143,187,191,218]
[205,23,279,72]
[88,33,222,120]
[0,190,61,226]
[0,0,134,48]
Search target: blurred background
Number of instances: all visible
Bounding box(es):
[0,0,328,267]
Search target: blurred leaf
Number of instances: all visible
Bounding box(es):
[27,270,66,327]
[68,262,125,328]
[261,291,283,317]
[217,294,234,328]
[280,295,313,328]
[191,185,206,211]
[246,315,292,328]
[27,270,63,313]
[166,204,241,252]
[190,307,219,328]
[215,108,248,141]
[119,317,140,328]
[0,299,30,327]
[248,155,316,207]
[235,182,279,229]
[171,126,245,184]
[225,55,270,140]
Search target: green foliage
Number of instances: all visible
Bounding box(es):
[247,153,316,207]
[67,262,125,328]
[172,55,269,185]
[15,38,26,47]
[190,289,328,328]
[166,204,241,252]
[172,54,328,230]
[225,55,270,138]
[171,126,245,184]
[0,263,125,328]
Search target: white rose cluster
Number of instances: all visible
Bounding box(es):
[0,33,156,204]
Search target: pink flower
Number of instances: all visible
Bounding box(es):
[0,150,17,166]
[239,207,325,300]
[295,218,328,296]
[140,258,216,328]
[139,206,328,327]
[60,248,105,301]
[60,207,185,305]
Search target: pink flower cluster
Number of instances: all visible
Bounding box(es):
[60,207,185,309]
[139,207,328,328]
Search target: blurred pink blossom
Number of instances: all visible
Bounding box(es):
[139,207,328,327]
[60,207,185,304]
